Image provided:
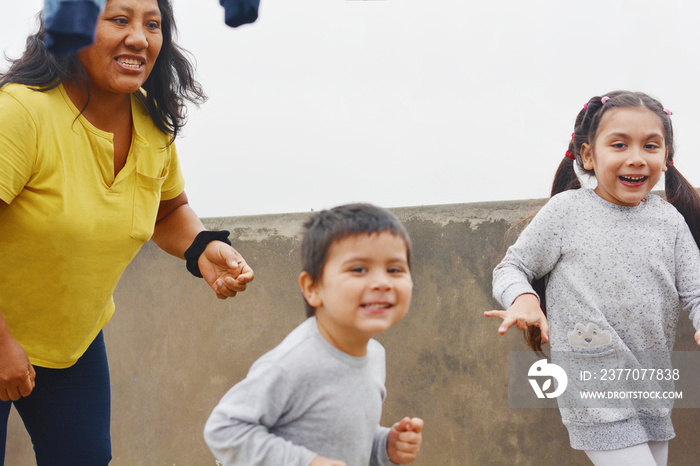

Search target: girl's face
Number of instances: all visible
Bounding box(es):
[581,107,668,207]
[77,0,163,98]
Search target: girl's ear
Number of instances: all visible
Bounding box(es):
[581,142,594,171]
[299,271,322,308]
[662,148,669,173]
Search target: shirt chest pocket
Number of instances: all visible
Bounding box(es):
[131,170,167,242]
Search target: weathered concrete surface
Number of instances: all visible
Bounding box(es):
[6,199,700,465]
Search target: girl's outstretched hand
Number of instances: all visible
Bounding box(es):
[484,293,549,342]
[387,417,423,464]
[694,329,700,346]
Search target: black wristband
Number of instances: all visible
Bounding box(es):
[184,230,232,278]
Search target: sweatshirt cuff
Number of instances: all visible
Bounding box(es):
[371,426,398,466]
[501,283,539,309]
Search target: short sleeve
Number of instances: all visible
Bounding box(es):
[159,142,185,201]
[0,89,38,203]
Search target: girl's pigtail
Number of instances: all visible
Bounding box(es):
[550,105,593,197]
[550,143,581,196]
[665,164,700,247]
[527,279,548,357]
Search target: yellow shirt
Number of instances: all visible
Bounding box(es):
[0,83,185,368]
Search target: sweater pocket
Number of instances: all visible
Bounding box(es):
[558,344,636,425]
[566,343,619,394]
[560,340,672,424]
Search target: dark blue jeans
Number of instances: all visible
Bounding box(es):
[0,331,111,465]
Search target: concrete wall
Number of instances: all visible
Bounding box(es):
[6,199,700,465]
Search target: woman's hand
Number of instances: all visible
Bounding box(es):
[152,193,254,299]
[198,241,254,299]
[484,293,549,341]
[0,333,35,401]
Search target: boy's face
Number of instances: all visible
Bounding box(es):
[300,232,413,356]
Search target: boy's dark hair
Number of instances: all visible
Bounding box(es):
[0,0,206,143]
[525,90,700,355]
[300,203,412,317]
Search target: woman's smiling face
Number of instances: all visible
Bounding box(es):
[77,0,163,97]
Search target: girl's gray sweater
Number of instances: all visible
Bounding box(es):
[493,188,700,450]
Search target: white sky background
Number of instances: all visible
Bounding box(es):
[2,0,700,217]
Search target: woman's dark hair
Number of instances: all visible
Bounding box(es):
[300,203,412,317]
[525,90,700,354]
[0,0,206,142]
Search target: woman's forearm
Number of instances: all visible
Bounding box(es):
[151,200,205,259]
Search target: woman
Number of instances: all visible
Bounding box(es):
[0,0,253,463]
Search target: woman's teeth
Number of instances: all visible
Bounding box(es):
[117,58,143,69]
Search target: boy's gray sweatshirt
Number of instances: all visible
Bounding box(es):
[493,188,700,450]
[204,316,394,465]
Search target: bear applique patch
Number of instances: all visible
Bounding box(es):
[568,322,611,347]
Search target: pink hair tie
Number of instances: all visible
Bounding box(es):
[601,96,610,105]
[583,103,589,111]
[664,108,673,116]
[565,133,576,159]
[667,159,674,167]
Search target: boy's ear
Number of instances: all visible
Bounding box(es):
[299,271,322,308]
[581,143,594,171]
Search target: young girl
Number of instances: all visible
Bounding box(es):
[485,91,700,466]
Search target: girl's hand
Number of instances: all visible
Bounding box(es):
[484,293,549,341]
[310,456,347,466]
[387,417,424,464]
[694,329,700,346]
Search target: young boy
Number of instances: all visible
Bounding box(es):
[204,204,423,466]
